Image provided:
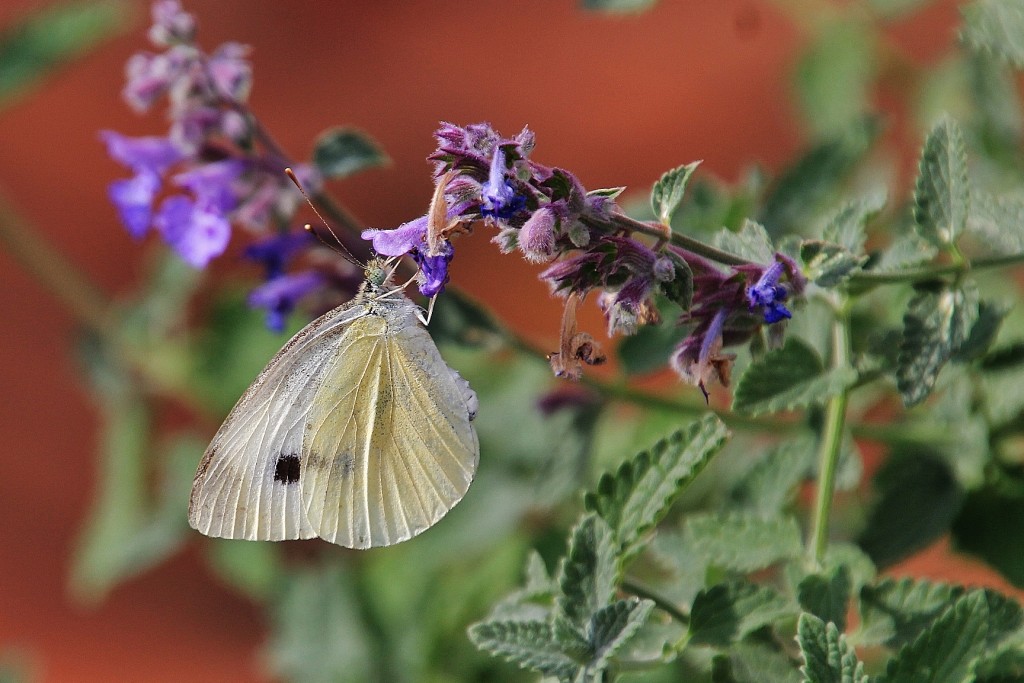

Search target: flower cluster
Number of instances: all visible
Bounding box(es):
[363,122,805,395]
[105,0,327,329]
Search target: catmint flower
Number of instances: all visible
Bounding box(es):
[518,206,557,262]
[411,242,454,298]
[480,149,525,220]
[671,309,736,401]
[148,0,195,46]
[747,261,791,324]
[245,231,314,280]
[154,195,230,268]
[101,131,184,237]
[206,42,252,102]
[248,271,324,333]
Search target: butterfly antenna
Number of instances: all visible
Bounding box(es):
[285,167,362,267]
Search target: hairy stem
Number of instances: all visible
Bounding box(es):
[807,297,851,569]
[622,577,689,625]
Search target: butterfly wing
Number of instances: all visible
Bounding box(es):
[188,303,368,541]
[301,301,479,548]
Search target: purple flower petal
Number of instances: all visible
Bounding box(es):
[148,0,195,46]
[154,196,231,268]
[412,242,453,297]
[361,215,428,256]
[248,271,324,332]
[747,261,791,324]
[207,42,252,102]
[101,130,183,173]
[480,149,525,220]
[109,169,161,238]
[122,50,187,113]
[244,231,314,279]
[173,158,244,212]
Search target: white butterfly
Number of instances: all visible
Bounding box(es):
[188,260,479,549]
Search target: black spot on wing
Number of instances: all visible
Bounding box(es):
[274,453,301,484]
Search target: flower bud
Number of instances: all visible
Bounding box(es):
[519,207,557,263]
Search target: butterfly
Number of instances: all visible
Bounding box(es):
[188,258,480,549]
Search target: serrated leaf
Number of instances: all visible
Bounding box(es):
[0,0,128,107]
[689,581,796,647]
[711,642,803,683]
[798,566,852,632]
[580,0,658,13]
[469,620,580,680]
[557,515,618,628]
[896,284,980,407]
[800,240,869,287]
[870,234,939,273]
[962,0,1024,68]
[912,117,969,248]
[713,219,775,263]
[857,451,963,568]
[797,613,868,683]
[312,127,389,179]
[587,599,654,672]
[651,161,701,225]
[584,415,729,559]
[732,338,857,416]
[858,577,965,648]
[822,193,886,253]
[966,191,1024,253]
[885,590,1023,683]
[796,20,875,137]
[684,512,803,573]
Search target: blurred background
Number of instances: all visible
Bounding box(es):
[2,0,1020,681]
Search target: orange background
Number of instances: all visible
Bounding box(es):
[1,1,1018,681]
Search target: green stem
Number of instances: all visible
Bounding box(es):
[807,298,852,569]
[622,577,689,625]
[848,251,1024,286]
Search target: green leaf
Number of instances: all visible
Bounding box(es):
[207,540,285,602]
[966,191,1024,253]
[896,284,980,407]
[732,338,857,416]
[729,438,812,517]
[651,161,701,226]
[711,642,803,683]
[857,452,963,568]
[760,118,878,236]
[912,116,969,248]
[617,301,687,375]
[797,613,868,683]
[0,0,128,107]
[795,21,875,137]
[822,193,885,254]
[580,0,658,13]
[428,288,502,348]
[469,620,579,680]
[713,219,775,263]
[858,577,965,648]
[981,340,1024,371]
[586,599,654,673]
[953,299,1010,363]
[952,484,1024,588]
[584,415,729,559]
[870,234,939,273]
[798,566,852,632]
[312,127,389,179]
[885,590,1023,683]
[557,515,618,628]
[962,0,1024,68]
[684,512,803,573]
[688,581,796,647]
[800,240,869,288]
[266,567,374,683]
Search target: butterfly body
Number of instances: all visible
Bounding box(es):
[188,265,479,548]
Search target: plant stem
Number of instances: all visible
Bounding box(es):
[807,297,851,569]
[622,577,689,625]
[848,251,1024,286]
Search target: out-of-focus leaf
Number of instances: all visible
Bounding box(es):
[713,219,774,263]
[729,437,811,517]
[584,415,729,560]
[688,581,795,647]
[858,577,965,648]
[580,0,658,13]
[795,20,875,137]
[884,590,1023,683]
[797,613,868,683]
[617,301,687,375]
[867,0,934,18]
[821,193,885,254]
[967,191,1024,253]
[429,289,502,347]
[896,284,979,407]
[961,0,1024,68]
[969,52,1023,152]
[912,116,969,248]
[857,451,963,568]
[711,642,802,683]
[952,483,1024,588]
[312,127,389,179]
[732,338,857,416]
[0,0,129,107]
[683,512,803,573]
[207,539,285,602]
[869,234,938,273]
[651,161,701,226]
[800,240,868,287]
[760,118,878,236]
[798,566,852,632]
[953,299,1010,363]
[267,566,375,683]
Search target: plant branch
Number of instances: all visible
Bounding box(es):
[622,577,689,625]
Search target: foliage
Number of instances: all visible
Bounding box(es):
[7,1,1024,681]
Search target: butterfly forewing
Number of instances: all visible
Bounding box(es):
[188,303,367,541]
[302,301,479,548]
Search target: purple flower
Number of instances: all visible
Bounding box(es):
[671,309,736,401]
[207,42,252,102]
[147,0,195,46]
[362,215,429,257]
[173,158,244,212]
[101,131,184,172]
[108,170,161,238]
[411,242,453,297]
[747,261,792,324]
[518,206,557,263]
[480,149,525,220]
[154,195,231,267]
[245,231,314,280]
[248,271,324,332]
[102,131,185,237]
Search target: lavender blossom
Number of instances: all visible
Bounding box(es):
[747,261,792,324]
[248,271,324,333]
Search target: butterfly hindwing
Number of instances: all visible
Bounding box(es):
[188,303,367,541]
[301,300,479,548]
